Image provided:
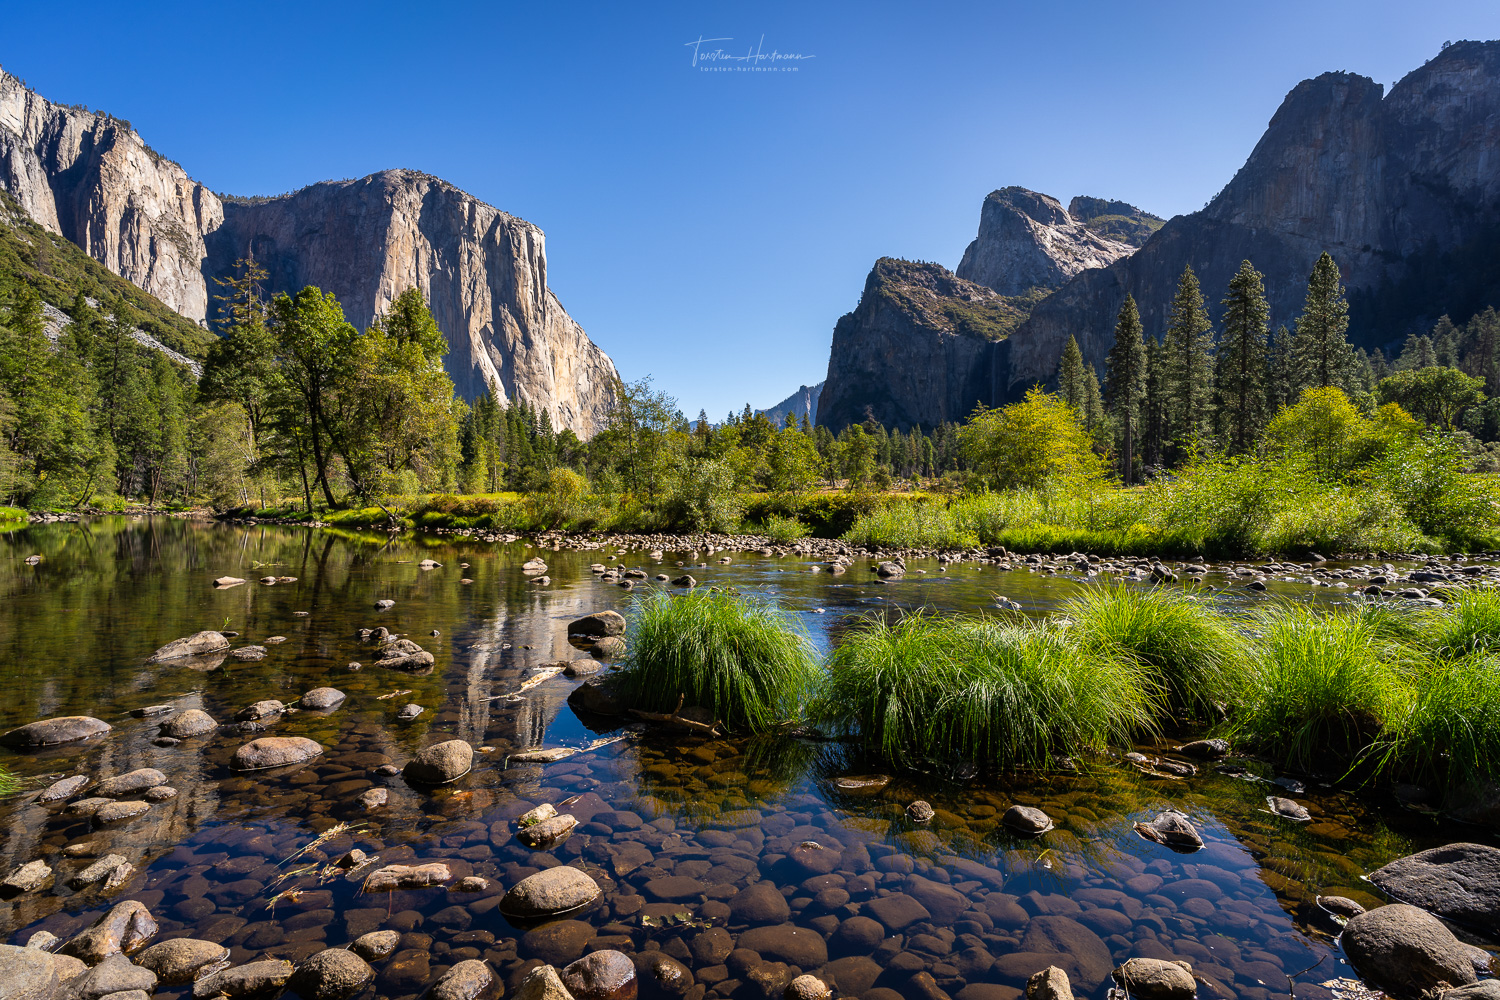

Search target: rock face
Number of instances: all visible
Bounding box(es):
[203,171,617,434]
[758,381,825,427]
[816,258,1018,431]
[0,71,618,436]
[956,187,1139,296]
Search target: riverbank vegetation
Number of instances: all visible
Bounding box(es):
[629,586,1500,804]
[3,246,1500,556]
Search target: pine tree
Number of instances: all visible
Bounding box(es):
[1431,315,1462,368]
[1058,336,1089,413]
[1142,335,1166,471]
[1465,307,1500,394]
[1291,252,1357,393]
[1267,324,1297,411]
[1162,265,1215,459]
[1395,334,1438,371]
[1214,260,1270,454]
[1105,295,1147,483]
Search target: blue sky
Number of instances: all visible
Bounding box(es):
[6,1,1500,419]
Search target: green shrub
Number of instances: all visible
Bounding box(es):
[1063,585,1251,719]
[617,590,819,732]
[660,459,744,532]
[1414,587,1500,659]
[750,513,810,544]
[1380,653,1500,787]
[842,502,978,549]
[810,613,1152,771]
[1230,605,1414,770]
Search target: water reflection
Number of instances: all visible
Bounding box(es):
[0,519,1483,1000]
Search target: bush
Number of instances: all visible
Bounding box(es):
[1063,586,1251,720]
[810,613,1152,771]
[750,513,810,544]
[526,468,593,529]
[842,502,978,549]
[617,590,820,732]
[1229,605,1413,770]
[660,458,744,532]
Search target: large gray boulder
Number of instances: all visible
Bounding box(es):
[63,953,157,1000]
[160,709,218,738]
[95,768,166,798]
[1,716,111,748]
[192,959,294,999]
[146,631,229,662]
[1343,904,1477,999]
[58,899,158,963]
[1369,843,1500,934]
[403,740,473,784]
[569,611,626,637]
[134,938,231,984]
[501,866,601,919]
[0,945,64,1000]
[231,736,323,771]
[375,638,435,672]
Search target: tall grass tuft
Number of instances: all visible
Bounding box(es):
[618,590,820,733]
[1230,604,1413,770]
[750,513,811,545]
[1063,585,1251,720]
[842,503,979,550]
[1415,587,1500,660]
[1380,654,1500,788]
[810,613,1153,771]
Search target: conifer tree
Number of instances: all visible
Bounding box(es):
[1058,336,1089,414]
[1162,264,1215,458]
[1214,260,1270,454]
[1267,324,1298,412]
[1141,334,1166,470]
[1105,295,1147,483]
[1291,252,1357,393]
[1395,334,1438,371]
[1431,315,1461,368]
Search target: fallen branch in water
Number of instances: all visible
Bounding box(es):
[628,694,722,736]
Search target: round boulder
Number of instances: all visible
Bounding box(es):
[134,938,231,985]
[562,949,638,1000]
[1343,904,1478,999]
[1112,959,1196,1000]
[570,611,626,638]
[289,948,374,1000]
[1,716,111,748]
[403,740,474,784]
[160,709,217,738]
[501,866,601,919]
[231,737,323,771]
[300,688,347,711]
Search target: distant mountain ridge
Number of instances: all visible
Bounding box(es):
[0,69,618,435]
[756,382,824,426]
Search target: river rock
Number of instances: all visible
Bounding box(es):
[69,853,128,888]
[568,676,624,715]
[786,975,832,1000]
[0,944,64,1000]
[1369,843,1500,934]
[161,709,218,738]
[404,740,473,783]
[1112,959,1195,1000]
[1343,904,1477,999]
[59,898,158,963]
[352,930,401,961]
[96,768,167,797]
[1267,796,1311,821]
[236,699,285,721]
[639,953,693,998]
[731,883,792,924]
[562,950,637,1000]
[358,788,388,810]
[38,774,88,802]
[1133,811,1204,851]
[147,631,229,662]
[571,611,626,637]
[362,863,453,893]
[375,599,395,610]
[146,785,178,801]
[2,860,51,893]
[906,800,935,823]
[378,638,435,672]
[135,937,232,984]
[232,736,323,771]
[397,703,425,720]
[192,959,295,999]
[519,814,578,849]
[519,802,559,827]
[301,687,346,710]
[289,947,374,1000]
[66,953,157,1000]
[738,925,828,968]
[502,866,601,918]
[671,575,696,588]
[1,716,111,748]
[213,576,245,588]
[1444,985,1500,1000]
[427,959,496,1000]
[94,800,151,824]
[1175,738,1230,759]
[1003,804,1054,835]
[1019,916,1113,990]
[515,964,575,1000]
[231,646,267,661]
[1027,966,1073,1000]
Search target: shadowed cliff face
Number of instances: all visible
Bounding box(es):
[203,172,618,435]
[956,187,1138,295]
[1011,40,1500,385]
[816,259,1010,431]
[0,72,617,436]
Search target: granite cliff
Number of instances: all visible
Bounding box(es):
[822,40,1500,427]
[955,187,1140,295]
[0,69,617,435]
[756,381,825,426]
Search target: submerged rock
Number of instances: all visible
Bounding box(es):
[502,866,601,919]
[135,937,232,984]
[1,716,111,748]
[1369,843,1500,934]
[562,949,637,1000]
[1133,811,1204,851]
[1267,796,1311,821]
[352,930,400,961]
[235,699,285,721]
[568,676,625,715]
[95,768,166,797]
[1343,904,1477,999]
[426,959,497,1000]
[3,860,52,893]
[146,631,229,662]
[289,947,374,1000]
[906,800,935,823]
[1003,804,1054,835]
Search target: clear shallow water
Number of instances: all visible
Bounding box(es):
[0,518,1490,1000]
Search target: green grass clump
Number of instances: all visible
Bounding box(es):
[1413,587,1500,660]
[842,503,978,550]
[810,613,1152,771]
[751,513,810,545]
[0,506,27,524]
[1381,654,1500,788]
[1230,605,1414,770]
[1063,585,1251,720]
[617,590,820,733]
